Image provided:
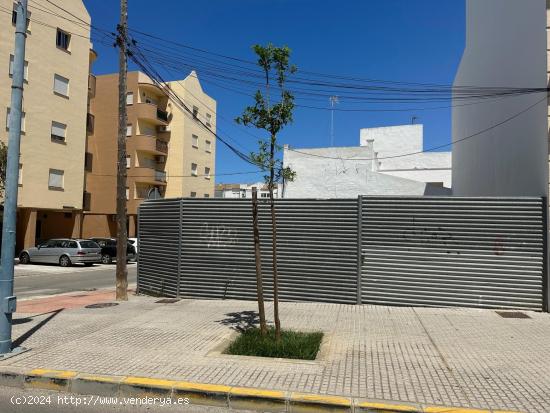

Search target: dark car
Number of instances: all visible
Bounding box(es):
[90,238,136,264]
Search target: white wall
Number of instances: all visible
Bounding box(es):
[452,0,548,196]
[360,124,423,154]
[283,146,451,198]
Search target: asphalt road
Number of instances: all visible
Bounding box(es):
[13,263,137,299]
[0,386,253,412]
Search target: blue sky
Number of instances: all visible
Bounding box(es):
[84,0,465,183]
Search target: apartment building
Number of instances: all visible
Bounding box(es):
[82,71,216,238]
[215,182,282,199]
[0,0,94,251]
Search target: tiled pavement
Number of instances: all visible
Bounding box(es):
[3,294,549,413]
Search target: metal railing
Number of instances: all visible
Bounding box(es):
[155,170,167,182]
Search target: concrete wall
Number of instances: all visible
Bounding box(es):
[283,146,450,198]
[452,0,548,196]
[360,124,423,154]
[0,0,92,210]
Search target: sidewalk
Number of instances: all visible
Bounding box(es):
[2,292,549,412]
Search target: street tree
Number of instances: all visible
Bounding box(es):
[236,44,297,341]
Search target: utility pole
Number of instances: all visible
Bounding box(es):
[0,0,27,355]
[115,0,128,301]
[329,96,339,146]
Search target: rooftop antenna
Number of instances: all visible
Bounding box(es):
[330,96,339,146]
[411,116,418,125]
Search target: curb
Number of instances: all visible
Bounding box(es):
[0,368,521,413]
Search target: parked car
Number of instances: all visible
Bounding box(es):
[19,239,101,267]
[128,237,139,254]
[90,238,136,264]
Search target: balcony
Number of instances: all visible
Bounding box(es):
[130,167,167,185]
[88,74,96,98]
[86,113,95,135]
[134,103,169,126]
[129,135,168,155]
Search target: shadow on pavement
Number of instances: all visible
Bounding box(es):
[216,310,260,332]
[12,309,63,348]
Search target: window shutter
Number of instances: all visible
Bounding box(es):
[51,121,66,139]
[48,169,64,188]
[53,74,69,96]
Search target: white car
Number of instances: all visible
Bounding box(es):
[128,237,139,255]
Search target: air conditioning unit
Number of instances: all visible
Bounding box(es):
[155,155,166,163]
[157,125,169,133]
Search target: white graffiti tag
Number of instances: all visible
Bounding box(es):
[200,223,237,248]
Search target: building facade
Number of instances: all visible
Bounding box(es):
[452,0,548,197]
[82,71,216,238]
[215,182,282,199]
[283,124,451,198]
[0,0,94,251]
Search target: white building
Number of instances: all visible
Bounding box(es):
[215,182,282,199]
[452,0,548,197]
[282,124,451,198]
[360,124,451,188]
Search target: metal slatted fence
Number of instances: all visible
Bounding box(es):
[138,196,546,310]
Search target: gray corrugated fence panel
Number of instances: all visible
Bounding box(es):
[178,198,358,304]
[360,197,544,310]
[138,199,181,297]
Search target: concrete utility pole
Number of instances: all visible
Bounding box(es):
[115,0,128,301]
[0,0,27,355]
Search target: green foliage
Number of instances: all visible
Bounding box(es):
[235,43,297,187]
[224,328,323,360]
[0,141,7,196]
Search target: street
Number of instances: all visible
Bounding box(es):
[14,263,137,299]
[0,386,253,413]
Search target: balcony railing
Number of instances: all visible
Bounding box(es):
[86,113,95,134]
[156,108,169,122]
[156,139,168,154]
[155,170,167,183]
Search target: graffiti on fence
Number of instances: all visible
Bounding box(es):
[200,223,237,248]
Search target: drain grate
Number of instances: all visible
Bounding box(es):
[496,311,530,319]
[85,303,119,309]
[155,298,181,304]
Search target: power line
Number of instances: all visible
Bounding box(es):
[286,95,548,162]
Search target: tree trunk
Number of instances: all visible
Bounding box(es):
[252,187,267,336]
[269,135,281,341]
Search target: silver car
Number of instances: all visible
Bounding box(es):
[19,239,101,267]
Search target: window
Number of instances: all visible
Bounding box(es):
[48,169,64,190]
[205,113,212,127]
[126,92,134,105]
[9,55,28,81]
[191,163,198,176]
[190,192,197,198]
[126,124,132,137]
[84,152,93,171]
[56,29,71,51]
[51,121,66,143]
[205,140,211,153]
[6,108,25,132]
[126,155,131,168]
[204,194,210,198]
[192,106,199,119]
[126,187,129,200]
[192,134,198,148]
[261,193,269,198]
[204,167,211,179]
[18,164,22,186]
[53,74,69,97]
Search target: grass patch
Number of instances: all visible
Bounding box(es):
[223,328,323,360]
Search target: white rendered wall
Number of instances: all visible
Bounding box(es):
[283,146,451,198]
[360,124,423,154]
[452,0,548,196]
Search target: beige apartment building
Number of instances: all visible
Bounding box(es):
[82,71,216,238]
[0,0,94,252]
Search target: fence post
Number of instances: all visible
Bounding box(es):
[357,195,363,305]
[176,199,183,297]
